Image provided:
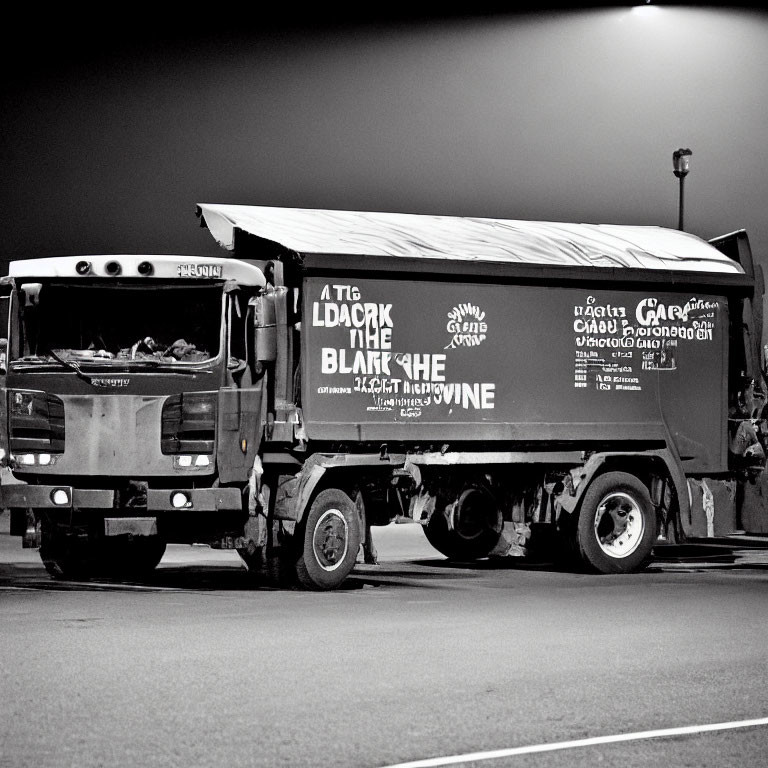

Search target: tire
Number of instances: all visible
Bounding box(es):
[423,485,502,560]
[39,519,98,580]
[98,537,167,580]
[295,489,361,590]
[576,471,656,574]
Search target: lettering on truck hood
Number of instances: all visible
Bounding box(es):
[89,378,130,388]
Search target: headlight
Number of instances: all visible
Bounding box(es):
[50,488,70,506]
[171,491,192,509]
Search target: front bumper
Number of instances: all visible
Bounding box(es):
[0,485,242,512]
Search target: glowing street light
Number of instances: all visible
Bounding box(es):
[672,148,692,231]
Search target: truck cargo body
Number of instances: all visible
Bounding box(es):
[0,207,765,589]
[303,277,727,473]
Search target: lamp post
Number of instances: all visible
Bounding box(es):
[672,148,692,231]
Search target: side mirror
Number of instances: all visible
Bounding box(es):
[0,338,7,375]
[251,291,277,362]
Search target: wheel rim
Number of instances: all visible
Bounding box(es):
[593,492,645,558]
[312,509,349,571]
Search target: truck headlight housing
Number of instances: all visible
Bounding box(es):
[161,392,216,455]
[8,390,65,455]
[171,491,192,509]
[50,488,71,506]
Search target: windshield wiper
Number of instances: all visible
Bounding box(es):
[125,360,207,374]
[16,351,210,377]
[45,349,93,384]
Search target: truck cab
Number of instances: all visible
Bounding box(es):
[0,253,271,579]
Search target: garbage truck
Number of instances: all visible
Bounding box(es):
[0,204,766,589]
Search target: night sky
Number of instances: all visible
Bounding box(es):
[1,5,766,274]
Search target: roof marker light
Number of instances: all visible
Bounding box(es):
[137,261,154,276]
[76,260,92,275]
[105,260,121,275]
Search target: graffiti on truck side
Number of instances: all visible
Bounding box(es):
[572,294,719,392]
[311,283,496,418]
[444,303,488,349]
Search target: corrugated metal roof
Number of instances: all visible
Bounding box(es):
[196,203,743,274]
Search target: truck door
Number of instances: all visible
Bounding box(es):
[217,287,264,484]
[0,283,11,461]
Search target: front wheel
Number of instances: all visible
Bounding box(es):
[98,537,167,580]
[39,519,98,580]
[576,471,656,574]
[295,489,361,590]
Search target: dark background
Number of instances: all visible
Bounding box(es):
[1,4,766,276]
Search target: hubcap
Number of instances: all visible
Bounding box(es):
[593,492,645,558]
[312,509,349,571]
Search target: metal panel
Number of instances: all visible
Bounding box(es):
[217,386,263,483]
[11,394,211,478]
[0,484,70,508]
[104,517,158,537]
[147,487,242,512]
[73,489,116,508]
[0,484,116,508]
[8,254,265,287]
[407,451,587,465]
[302,277,727,472]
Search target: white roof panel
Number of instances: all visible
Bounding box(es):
[196,203,743,274]
[9,254,266,286]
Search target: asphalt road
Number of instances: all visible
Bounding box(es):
[1,513,767,768]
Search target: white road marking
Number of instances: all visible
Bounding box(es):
[380,717,768,768]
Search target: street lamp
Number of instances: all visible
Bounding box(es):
[672,147,692,231]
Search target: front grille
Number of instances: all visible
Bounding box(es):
[8,391,65,453]
[161,392,216,454]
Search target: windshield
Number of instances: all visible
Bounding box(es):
[11,282,224,366]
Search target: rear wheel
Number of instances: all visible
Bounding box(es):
[576,471,656,574]
[423,485,502,560]
[295,489,360,590]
